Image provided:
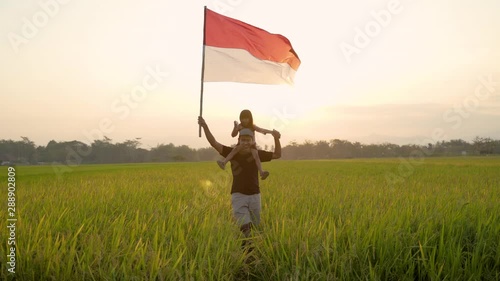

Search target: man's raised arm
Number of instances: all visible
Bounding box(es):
[198,116,223,154]
[271,129,281,159]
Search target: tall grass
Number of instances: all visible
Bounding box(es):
[0,158,499,280]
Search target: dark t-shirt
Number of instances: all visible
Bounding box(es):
[220,145,273,195]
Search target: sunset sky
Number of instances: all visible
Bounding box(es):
[1,0,499,150]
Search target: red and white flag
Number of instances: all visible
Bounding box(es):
[203,8,301,85]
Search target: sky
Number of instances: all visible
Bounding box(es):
[1,0,499,150]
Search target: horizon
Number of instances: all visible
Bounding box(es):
[3,131,498,150]
[2,0,499,150]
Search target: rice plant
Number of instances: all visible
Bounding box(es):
[0,158,499,280]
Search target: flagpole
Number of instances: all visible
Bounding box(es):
[199,6,207,137]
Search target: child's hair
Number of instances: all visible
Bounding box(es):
[239,109,254,129]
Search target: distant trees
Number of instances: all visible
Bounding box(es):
[473,137,498,155]
[1,136,499,165]
[280,138,500,160]
[0,137,219,165]
[0,137,37,164]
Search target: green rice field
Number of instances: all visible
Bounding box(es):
[1,157,499,280]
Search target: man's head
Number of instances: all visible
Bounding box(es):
[238,128,255,153]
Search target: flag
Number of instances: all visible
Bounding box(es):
[203,8,301,85]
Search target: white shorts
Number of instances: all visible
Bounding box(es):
[231,193,261,227]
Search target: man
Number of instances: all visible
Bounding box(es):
[198,116,281,241]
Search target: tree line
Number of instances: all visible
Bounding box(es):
[0,137,219,165]
[280,137,500,160]
[1,136,499,165]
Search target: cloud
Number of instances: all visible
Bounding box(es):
[304,102,500,145]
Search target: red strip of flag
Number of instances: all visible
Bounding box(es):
[203,8,301,85]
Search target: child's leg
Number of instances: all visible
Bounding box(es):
[217,144,242,170]
[250,149,263,173]
[224,144,242,163]
[251,148,269,180]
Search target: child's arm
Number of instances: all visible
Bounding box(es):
[231,121,240,137]
[254,124,274,135]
